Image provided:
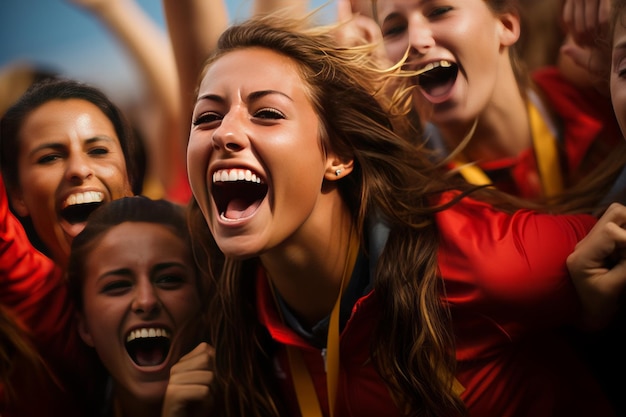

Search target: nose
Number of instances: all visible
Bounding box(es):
[131,280,161,316]
[407,15,435,56]
[211,108,248,153]
[65,153,94,183]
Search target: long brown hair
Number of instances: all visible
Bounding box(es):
[186,12,533,417]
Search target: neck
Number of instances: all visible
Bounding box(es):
[440,62,532,162]
[114,387,161,417]
[262,205,355,327]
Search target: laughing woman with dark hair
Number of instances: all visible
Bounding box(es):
[0,78,139,416]
[66,196,210,417]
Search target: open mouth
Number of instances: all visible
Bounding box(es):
[212,168,268,221]
[60,191,104,224]
[125,327,171,367]
[416,60,458,98]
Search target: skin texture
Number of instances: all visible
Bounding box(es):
[348,0,526,162]
[9,98,132,269]
[187,46,355,324]
[76,221,201,417]
[372,1,519,124]
[611,13,626,137]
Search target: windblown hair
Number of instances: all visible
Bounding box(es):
[186,13,512,417]
[0,78,143,195]
[0,305,48,402]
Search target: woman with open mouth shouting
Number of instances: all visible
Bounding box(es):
[183,12,617,417]
[345,0,626,212]
[67,196,212,417]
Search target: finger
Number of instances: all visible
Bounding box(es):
[168,370,214,386]
[337,0,353,23]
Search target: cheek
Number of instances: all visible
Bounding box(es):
[169,290,202,323]
[385,40,408,63]
[187,138,210,182]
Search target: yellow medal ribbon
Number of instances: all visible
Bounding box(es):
[276,225,464,416]
[272,226,359,417]
[454,100,564,198]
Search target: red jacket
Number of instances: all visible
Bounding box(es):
[435,66,622,200]
[0,177,93,417]
[257,196,615,417]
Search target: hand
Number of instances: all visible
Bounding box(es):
[161,342,216,417]
[561,0,611,47]
[559,33,611,96]
[333,0,390,69]
[567,203,626,330]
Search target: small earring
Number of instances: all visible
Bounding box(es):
[335,169,342,176]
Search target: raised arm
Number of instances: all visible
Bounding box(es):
[162,0,229,147]
[67,0,186,201]
[251,0,309,16]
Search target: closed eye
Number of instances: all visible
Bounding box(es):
[254,107,285,120]
[101,279,132,295]
[88,147,110,156]
[37,153,64,164]
[428,6,453,18]
[193,112,222,127]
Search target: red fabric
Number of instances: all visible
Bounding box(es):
[461,67,621,200]
[257,195,615,417]
[164,166,192,205]
[0,177,93,417]
[532,67,622,175]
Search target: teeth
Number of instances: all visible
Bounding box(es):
[213,169,262,184]
[63,191,104,208]
[416,59,452,75]
[126,327,170,343]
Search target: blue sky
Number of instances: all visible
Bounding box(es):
[0,0,336,104]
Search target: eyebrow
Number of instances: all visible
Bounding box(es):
[29,136,116,156]
[197,89,293,103]
[96,262,189,282]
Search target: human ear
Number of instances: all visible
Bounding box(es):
[498,12,521,47]
[76,314,95,347]
[324,156,354,181]
[8,189,30,217]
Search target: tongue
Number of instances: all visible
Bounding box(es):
[135,346,165,367]
[225,198,257,219]
[423,82,452,97]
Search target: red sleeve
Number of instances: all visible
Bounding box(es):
[436,194,595,336]
[0,176,71,336]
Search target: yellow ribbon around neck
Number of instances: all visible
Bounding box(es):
[277,226,359,417]
[275,226,464,416]
[454,100,563,198]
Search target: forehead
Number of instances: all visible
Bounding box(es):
[86,222,189,263]
[19,98,116,141]
[198,47,306,95]
[351,0,376,16]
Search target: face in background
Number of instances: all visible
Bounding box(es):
[188,47,347,258]
[611,12,626,137]
[77,221,200,404]
[351,0,520,126]
[9,98,132,268]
